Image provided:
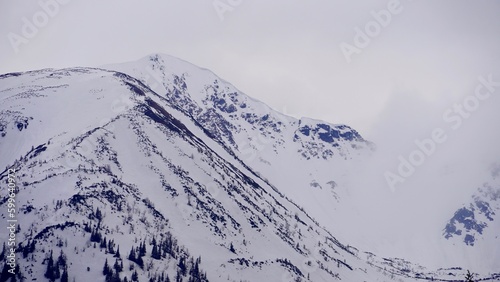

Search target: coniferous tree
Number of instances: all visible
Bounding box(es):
[136,256,144,269]
[105,269,113,282]
[111,269,121,282]
[178,256,187,276]
[108,240,115,254]
[22,240,35,258]
[101,237,108,249]
[152,244,161,260]
[1,262,14,281]
[139,241,147,257]
[44,250,53,279]
[61,267,69,282]
[44,250,59,281]
[54,263,60,280]
[57,250,67,269]
[91,227,102,243]
[114,258,123,273]
[115,246,121,258]
[103,258,110,276]
[131,270,139,282]
[84,221,92,233]
[465,270,475,282]
[128,247,136,262]
[175,270,182,282]
[95,207,103,221]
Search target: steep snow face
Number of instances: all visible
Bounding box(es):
[104,53,377,246]
[102,54,500,277]
[0,67,443,282]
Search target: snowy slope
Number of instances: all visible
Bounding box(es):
[0,67,408,281]
[104,54,378,250]
[104,54,500,276]
[0,57,498,281]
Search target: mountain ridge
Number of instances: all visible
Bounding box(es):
[0,55,498,281]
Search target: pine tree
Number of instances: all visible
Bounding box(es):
[54,263,61,280]
[91,227,102,243]
[61,268,69,282]
[229,242,235,253]
[111,270,121,282]
[103,258,110,275]
[136,256,144,269]
[108,240,115,254]
[105,269,113,282]
[128,247,136,262]
[44,250,58,281]
[175,270,182,282]
[84,221,92,233]
[44,250,53,279]
[190,256,201,280]
[101,237,108,249]
[1,262,14,281]
[178,256,186,276]
[95,207,103,221]
[152,244,161,260]
[114,258,123,273]
[139,241,146,257]
[465,270,475,282]
[115,246,121,258]
[57,250,67,269]
[131,270,139,282]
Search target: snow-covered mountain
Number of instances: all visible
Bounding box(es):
[443,164,500,247]
[0,54,498,281]
[106,54,500,274]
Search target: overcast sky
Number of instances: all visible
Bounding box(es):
[1,0,499,142]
